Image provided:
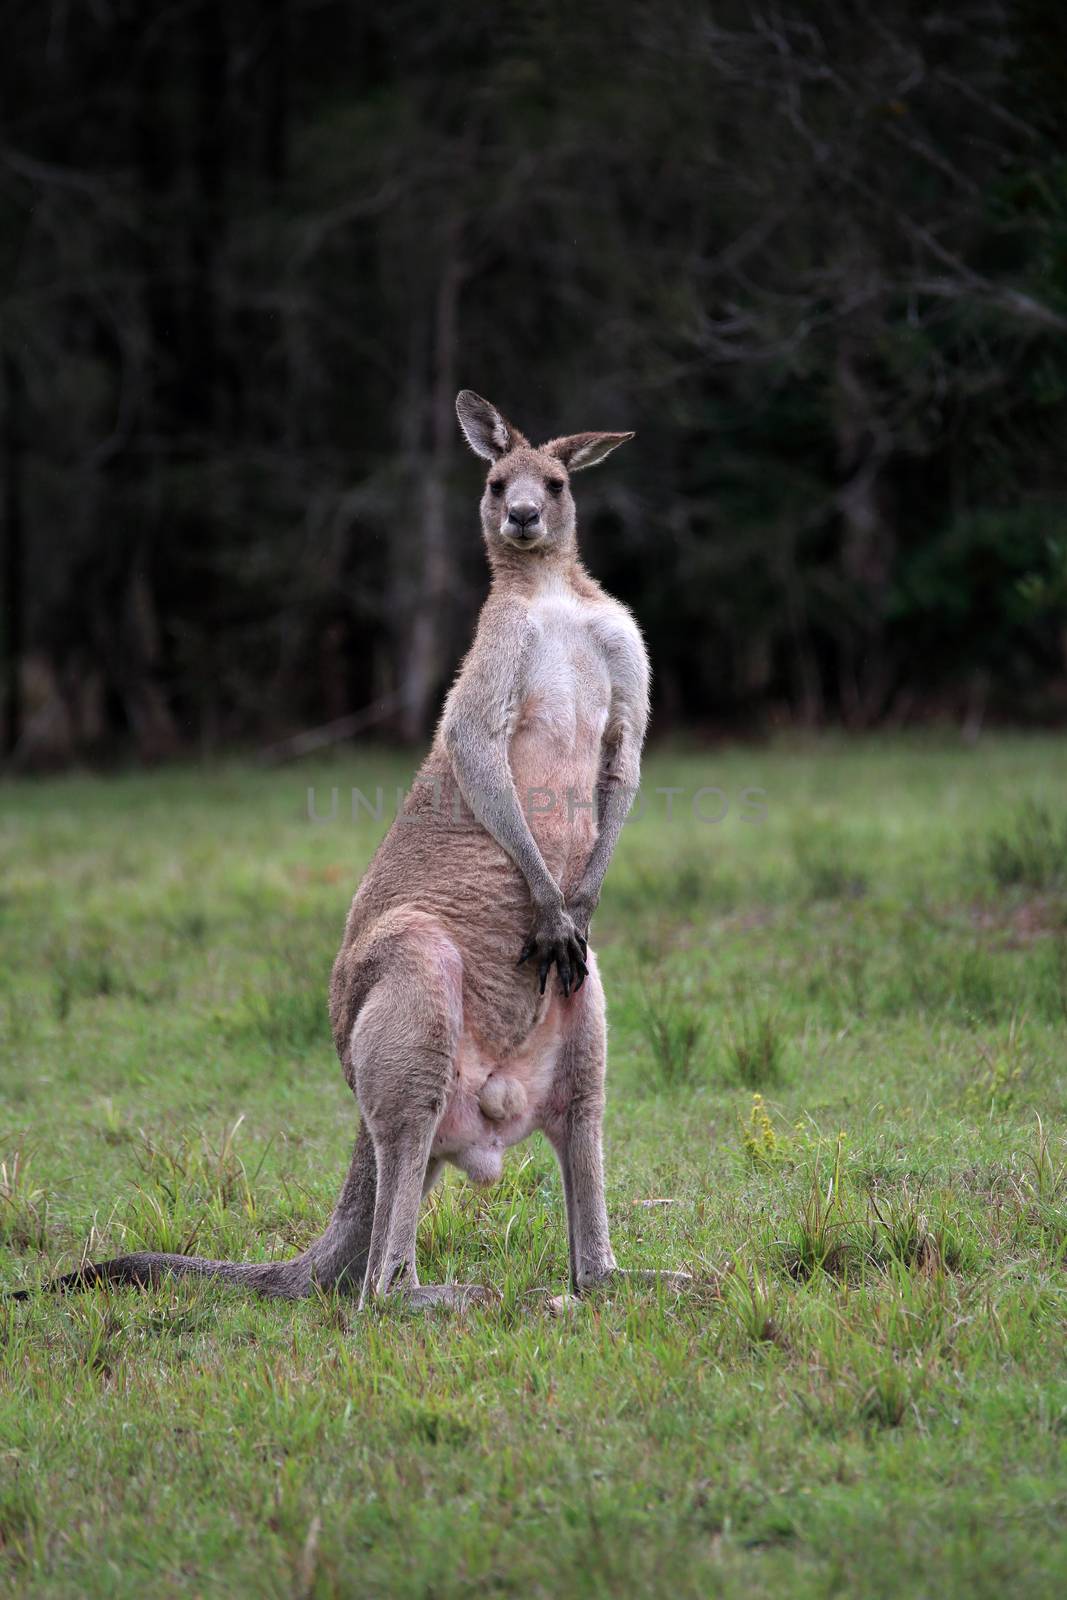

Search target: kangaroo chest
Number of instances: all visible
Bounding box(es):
[512,590,612,768]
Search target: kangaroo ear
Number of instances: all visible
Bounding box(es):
[545,431,635,472]
[455,390,525,461]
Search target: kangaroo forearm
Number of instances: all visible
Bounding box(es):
[573,774,637,911]
[451,746,563,909]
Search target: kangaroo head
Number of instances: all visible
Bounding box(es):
[455,390,633,565]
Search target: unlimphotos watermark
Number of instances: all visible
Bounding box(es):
[306,780,767,827]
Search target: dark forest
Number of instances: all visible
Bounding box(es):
[3,0,1066,763]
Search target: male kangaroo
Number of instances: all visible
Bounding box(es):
[30,392,682,1309]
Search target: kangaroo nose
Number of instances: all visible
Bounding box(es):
[507,502,541,531]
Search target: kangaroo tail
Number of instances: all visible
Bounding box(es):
[8,1125,378,1304]
[15,1252,310,1301]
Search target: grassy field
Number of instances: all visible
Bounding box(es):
[1,736,1066,1598]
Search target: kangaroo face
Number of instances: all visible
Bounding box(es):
[455,388,634,568]
[482,445,574,557]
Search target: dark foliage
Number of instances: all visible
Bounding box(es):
[2,0,1066,760]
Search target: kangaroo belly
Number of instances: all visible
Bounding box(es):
[508,696,606,891]
[509,741,601,889]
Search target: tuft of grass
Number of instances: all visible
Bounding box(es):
[0,978,34,1054]
[637,975,707,1088]
[792,824,869,902]
[58,1295,128,1379]
[100,1117,276,1260]
[853,1351,925,1430]
[1025,1115,1067,1203]
[1002,1116,1067,1262]
[722,1264,788,1349]
[868,1180,941,1272]
[395,1397,476,1446]
[0,1470,39,1567]
[166,904,210,946]
[612,856,739,925]
[964,1012,1027,1113]
[782,1136,860,1280]
[222,941,332,1056]
[0,1152,48,1251]
[47,927,123,1019]
[985,799,1067,891]
[135,1116,262,1214]
[723,1004,787,1087]
[96,1098,131,1147]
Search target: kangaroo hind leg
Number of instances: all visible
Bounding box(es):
[549,962,689,1297]
[351,918,483,1311]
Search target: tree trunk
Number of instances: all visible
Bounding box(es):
[2,353,25,760]
[264,0,290,186]
[398,212,464,743]
[834,275,894,727]
[186,0,227,430]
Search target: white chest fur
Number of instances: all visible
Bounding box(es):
[520,585,613,748]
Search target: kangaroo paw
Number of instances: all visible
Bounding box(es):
[580,1268,691,1295]
[395,1283,488,1312]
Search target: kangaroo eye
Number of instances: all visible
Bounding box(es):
[547,478,565,495]
[489,478,505,497]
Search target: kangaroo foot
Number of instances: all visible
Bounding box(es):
[395,1283,488,1312]
[579,1267,691,1295]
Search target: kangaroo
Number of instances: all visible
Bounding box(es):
[22,391,684,1309]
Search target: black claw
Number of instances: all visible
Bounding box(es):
[560,963,572,998]
[538,959,550,994]
[578,935,588,960]
[517,940,534,968]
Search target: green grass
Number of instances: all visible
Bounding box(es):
[2,735,1067,1598]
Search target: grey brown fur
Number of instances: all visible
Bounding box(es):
[25,392,684,1310]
